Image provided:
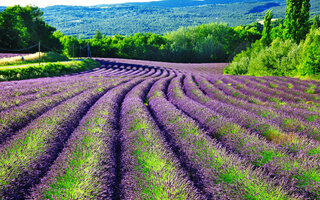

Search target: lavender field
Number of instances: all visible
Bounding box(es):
[0,58,319,200]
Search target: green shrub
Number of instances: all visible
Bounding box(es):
[224,40,263,75]
[225,32,317,78]
[247,38,298,76]
[41,52,69,62]
[297,28,320,76]
[166,23,261,63]
[224,55,249,75]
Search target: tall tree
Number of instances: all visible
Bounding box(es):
[0,9,28,50]
[0,6,62,52]
[283,0,310,43]
[261,10,273,46]
[311,15,320,30]
[93,30,103,40]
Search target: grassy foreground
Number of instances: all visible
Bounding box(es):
[0,59,100,81]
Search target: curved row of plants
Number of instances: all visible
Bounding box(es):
[0,61,319,199]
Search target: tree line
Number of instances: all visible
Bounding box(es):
[0,5,262,63]
[54,22,261,63]
[0,5,61,52]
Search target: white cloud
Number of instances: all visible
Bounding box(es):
[0,0,162,8]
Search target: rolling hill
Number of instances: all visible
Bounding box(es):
[1,0,319,38]
[41,0,319,38]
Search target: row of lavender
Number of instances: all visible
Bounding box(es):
[0,59,319,199]
[146,66,319,198]
[0,63,164,146]
[0,63,162,113]
[29,67,169,199]
[168,73,320,198]
[0,62,170,199]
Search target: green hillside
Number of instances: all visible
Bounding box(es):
[41,0,319,38]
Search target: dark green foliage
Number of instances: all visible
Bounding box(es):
[269,19,285,40]
[246,39,299,76]
[283,0,311,43]
[311,15,320,29]
[0,5,62,52]
[54,23,261,63]
[41,52,69,62]
[298,28,320,76]
[226,0,319,78]
[270,23,284,40]
[55,32,169,61]
[0,8,28,49]
[54,32,83,58]
[111,33,168,60]
[261,10,273,46]
[94,30,103,40]
[303,46,320,75]
[165,23,242,62]
[225,39,299,76]
[230,24,262,56]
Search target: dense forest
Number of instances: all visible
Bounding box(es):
[0,5,262,63]
[20,0,320,38]
[54,22,261,63]
[0,6,61,51]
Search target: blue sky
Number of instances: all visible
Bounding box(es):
[0,0,161,8]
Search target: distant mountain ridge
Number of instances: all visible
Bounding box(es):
[108,0,282,7]
[1,1,319,38]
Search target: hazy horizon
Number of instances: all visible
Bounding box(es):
[0,0,161,8]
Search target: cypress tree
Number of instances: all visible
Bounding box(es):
[261,10,273,46]
[311,15,320,30]
[283,0,310,43]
